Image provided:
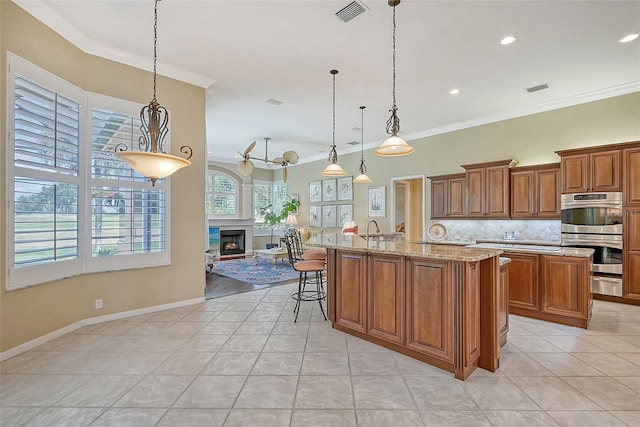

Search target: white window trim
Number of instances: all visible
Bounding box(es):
[207,168,239,219]
[6,52,171,291]
[253,179,286,237]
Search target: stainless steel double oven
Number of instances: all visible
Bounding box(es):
[561,192,623,296]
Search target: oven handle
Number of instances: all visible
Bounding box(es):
[562,241,623,250]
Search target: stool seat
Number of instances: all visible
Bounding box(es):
[293,260,325,271]
[301,250,326,261]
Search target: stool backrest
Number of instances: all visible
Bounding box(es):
[283,229,304,265]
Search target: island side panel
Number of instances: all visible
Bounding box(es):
[327,248,336,322]
[479,256,500,372]
[368,254,405,346]
[334,250,367,333]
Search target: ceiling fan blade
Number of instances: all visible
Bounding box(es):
[283,151,299,165]
[243,141,256,156]
[234,151,244,159]
[273,157,284,165]
[283,165,288,182]
[237,160,254,177]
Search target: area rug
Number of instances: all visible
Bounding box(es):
[211,258,298,286]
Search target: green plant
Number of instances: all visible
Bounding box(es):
[259,195,300,243]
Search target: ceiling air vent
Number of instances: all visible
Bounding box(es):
[526,83,549,93]
[347,141,360,146]
[265,98,283,106]
[336,1,367,23]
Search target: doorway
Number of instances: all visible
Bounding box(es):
[391,175,425,242]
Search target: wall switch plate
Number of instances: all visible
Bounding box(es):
[95,299,103,309]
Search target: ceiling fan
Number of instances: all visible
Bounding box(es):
[236,137,299,182]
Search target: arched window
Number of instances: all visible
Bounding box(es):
[206,169,239,218]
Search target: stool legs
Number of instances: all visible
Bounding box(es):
[292,270,327,323]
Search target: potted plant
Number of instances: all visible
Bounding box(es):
[259,195,300,244]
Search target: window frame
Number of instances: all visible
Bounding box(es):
[6,52,171,291]
[253,179,287,236]
[206,168,239,219]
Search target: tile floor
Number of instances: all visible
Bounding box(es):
[1,284,640,426]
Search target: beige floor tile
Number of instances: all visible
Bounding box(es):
[179,334,230,352]
[263,334,307,353]
[356,409,424,426]
[391,353,453,377]
[571,352,640,376]
[483,410,559,426]
[234,376,298,409]
[541,335,608,352]
[305,332,346,353]
[156,408,228,427]
[290,409,356,427]
[528,352,604,376]
[173,376,246,408]
[201,352,259,375]
[152,352,214,375]
[21,407,104,427]
[508,335,565,353]
[114,375,194,408]
[346,335,391,353]
[0,407,44,426]
[509,377,600,410]
[351,376,415,410]
[235,321,276,335]
[613,376,640,393]
[272,321,310,336]
[563,377,640,410]
[248,310,285,322]
[294,376,354,409]
[301,352,349,376]
[198,321,241,335]
[251,352,303,375]
[547,410,628,427]
[496,352,554,377]
[463,377,539,410]
[89,408,167,427]
[0,374,89,406]
[56,375,143,407]
[223,409,291,426]
[220,334,268,352]
[419,410,492,426]
[180,310,220,322]
[405,376,478,410]
[349,352,400,376]
[610,411,640,426]
[163,321,208,336]
[214,311,251,322]
[225,302,259,312]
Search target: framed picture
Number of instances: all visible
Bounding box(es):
[337,176,353,201]
[368,186,386,218]
[309,205,322,227]
[322,178,337,202]
[309,181,322,203]
[337,204,353,227]
[208,227,220,251]
[322,205,337,228]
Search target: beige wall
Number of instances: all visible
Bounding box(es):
[283,92,640,234]
[1,2,206,353]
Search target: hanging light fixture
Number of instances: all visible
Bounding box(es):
[321,69,347,176]
[353,106,372,184]
[115,0,192,186]
[375,0,414,157]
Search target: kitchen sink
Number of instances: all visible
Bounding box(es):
[358,233,404,242]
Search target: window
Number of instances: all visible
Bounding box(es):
[7,53,170,290]
[253,181,287,234]
[206,170,238,218]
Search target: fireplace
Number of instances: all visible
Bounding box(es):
[220,230,246,256]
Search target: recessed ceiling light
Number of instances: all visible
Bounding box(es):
[620,33,639,43]
[500,36,516,45]
[449,89,460,95]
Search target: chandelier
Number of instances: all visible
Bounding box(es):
[353,106,372,184]
[321,69,347,176]
[115,0,192,186]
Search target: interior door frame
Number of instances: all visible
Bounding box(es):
[390,174,426,241]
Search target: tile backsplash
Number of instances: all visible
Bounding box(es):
[429,220,561,243]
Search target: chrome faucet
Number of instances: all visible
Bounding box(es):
[366,219,380,241]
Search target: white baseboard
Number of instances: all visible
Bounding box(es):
[0,296,205,362]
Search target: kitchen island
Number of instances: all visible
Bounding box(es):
[306,233,504,380]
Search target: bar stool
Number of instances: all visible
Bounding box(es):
[284,230,327,322]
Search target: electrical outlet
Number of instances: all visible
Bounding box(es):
[95,299,103,309]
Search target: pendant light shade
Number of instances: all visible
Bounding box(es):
[353,106,372,184]
[321,69,347,176]
[375,0,414,157]
[115,0,192,186]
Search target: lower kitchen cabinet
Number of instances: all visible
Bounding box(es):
[541,255,591,321]
[405,258,453,364]
[505,252,539,312]
[367,254,405,345]
[334,251,367,333]
[624,209,640,299]
[499,261,510,347]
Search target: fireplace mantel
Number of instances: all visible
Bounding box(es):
[209,218,255,253]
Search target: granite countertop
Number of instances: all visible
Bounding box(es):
[306,233,502,262]
[499,257,511,266]
[467,242,594,258]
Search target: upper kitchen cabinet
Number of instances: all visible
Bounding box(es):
[556,147,622,193]
[428,173,466,219]
[462,159,515,218]
[624,146,640,206]
[510,163,561,219]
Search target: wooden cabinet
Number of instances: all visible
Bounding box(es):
[498,261,510,347]
[428,173,465,219]
[334,251,367,333]
[624,147,640,206]
[541,255,591,320]
[462,159,512,218]
[624,209,640,299]
[557,148,621,193]
[405,258,453,363]
[367,254,405,345]
[505,252,539,312]
[510,163,561,219]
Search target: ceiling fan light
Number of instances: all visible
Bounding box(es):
[375,134,415,156]
[321,162,347,176]
[353,173,372,184]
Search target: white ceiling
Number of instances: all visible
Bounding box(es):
[15,0,640,169]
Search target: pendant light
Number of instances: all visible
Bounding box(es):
[115,0,192,186]
[375,0,414,157]
[321,69,347,176]
[353,106,372,184]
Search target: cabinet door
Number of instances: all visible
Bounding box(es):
[448,176,466,217]
[505,252,539,311]
[466,168,485,217]
[624,148,640,206]
[510,170,535,218]
[367,254,404,345]
[431,179,447,218]
[498,263,510,347]
[561,154,589,193]
[624,209,640,299]
[590,150,621,192]
[541,255,590,319]
[405,258,453,363]
[486,165,510,217]
[335,251,367,333]
[536,168,561,218]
